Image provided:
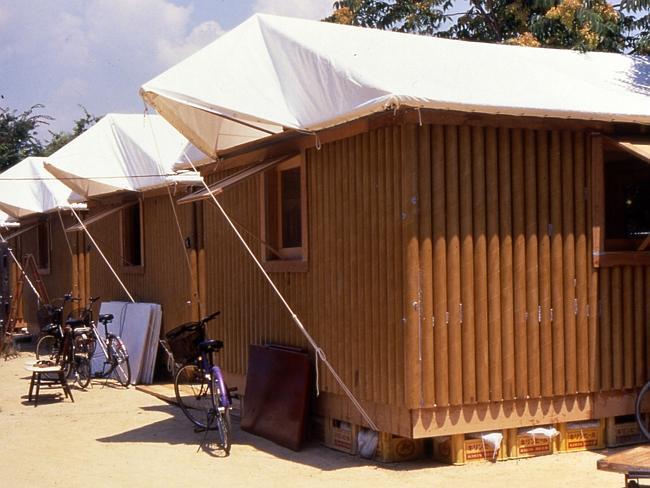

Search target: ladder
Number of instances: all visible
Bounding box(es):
[4,253,49,338]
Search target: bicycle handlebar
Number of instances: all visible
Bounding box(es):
[201,311,221,324]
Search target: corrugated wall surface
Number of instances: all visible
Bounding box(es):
[88,195,195,333]
[416,124,648,409]
[18,215,76,326]
[202,126,407,408]
[598,266,650,392]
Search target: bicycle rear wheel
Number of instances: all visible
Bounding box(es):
[76,356,91,389]
[175,364,212,429]
[211,369,232,454]
[636,381,650,441]
[109,336,131,387]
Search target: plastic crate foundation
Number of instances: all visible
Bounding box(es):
[324,418,359,455]
[433,431,506,465]
[374,432,424,463]
[606,414,647,448]
[558,419,605,453]
[506,425,559,459]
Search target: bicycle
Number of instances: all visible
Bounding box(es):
[165,311,233,454]
[636,379,650,441]
[35,294,93,388]
[90,312,131,387]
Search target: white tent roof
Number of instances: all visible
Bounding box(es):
[43,113,207,199]
[0,210,17,228]
[141,14,650,160]
[0,156,83,218]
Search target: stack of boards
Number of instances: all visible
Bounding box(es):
[90,302,163,384]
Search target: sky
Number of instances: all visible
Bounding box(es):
[0,0,333,136]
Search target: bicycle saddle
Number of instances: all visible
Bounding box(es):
[98,313,114,323]
[198,339,223,353]
[42,323,59,334]
[66,318,86,328]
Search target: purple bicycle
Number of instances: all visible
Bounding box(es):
[165,311,232,454]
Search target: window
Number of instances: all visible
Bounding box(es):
[604,155,650,250]
[593,137,650,266]
[120,202,143,268]
[261,155,308,271]
[36,219,50,272]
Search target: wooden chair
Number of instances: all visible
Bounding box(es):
[24,360,74,406]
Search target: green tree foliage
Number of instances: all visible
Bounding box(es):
[0,104,50,170]
[41,106,100,156]
[325,0,650,53]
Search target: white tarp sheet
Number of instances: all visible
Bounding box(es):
[91,301,162,385]
[44,113,206,199]
[141,14,650,161]
[0,156,83,218]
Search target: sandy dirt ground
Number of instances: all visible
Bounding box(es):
[0,349,629,488]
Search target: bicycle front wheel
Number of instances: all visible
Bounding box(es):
[636,381,650,441]
[35,334,58,360]
[175,364,212,429]
[109,337,131,387]
[211,369,232,454]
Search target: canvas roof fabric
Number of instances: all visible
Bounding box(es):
[43,113,207,199]
[0,156,83,218]
[141,14,650,160]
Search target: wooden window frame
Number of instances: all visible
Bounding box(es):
[119,201,145,273]
[592,135,650,267]
[260,153,308,273]
[36,218,51,275]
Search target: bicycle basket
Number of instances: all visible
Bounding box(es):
[37,304,62,330]
[164,322,204,365]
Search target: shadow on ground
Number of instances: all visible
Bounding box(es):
[96,403,439,471]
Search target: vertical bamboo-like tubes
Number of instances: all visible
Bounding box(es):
[634,267,645,387]
[550,130,566,396]
[611,267,623,390]
[623,266,634,389]
[72,231,80,301]
[511,129,527,399]
[369,134,380,399]
[446,125,463,406]
[646,268,650,381]
[524,129,540,398]
[486,127,503,401]
[473,126,490,403]
[340,138,354,396]
[573,133,589,393]
[498,127,515,400]
[537,131,553,397]
[189,203,199,321]
[587,134,600,392]
[418,125,435,407]
[561,131,577,394]
[459,125,476,404]
[600,268,612,390]
[77,231,86,307]
[432,125,449,406]
[360,132,372,399]
[394,125,406,404]
[402,124,422,408]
